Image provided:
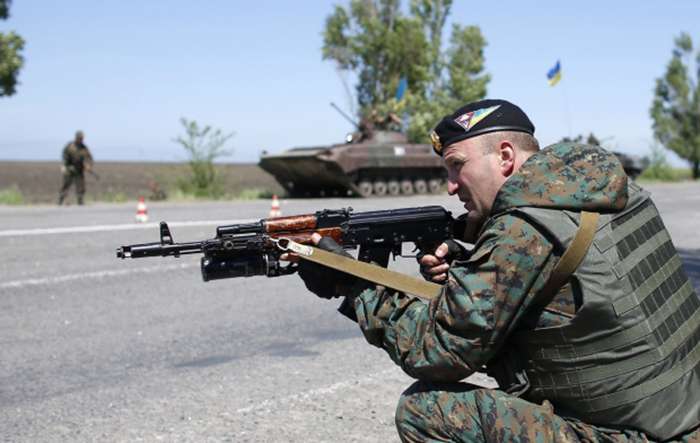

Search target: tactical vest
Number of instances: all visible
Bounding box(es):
[64,143,90,173]
[492,183,700,441]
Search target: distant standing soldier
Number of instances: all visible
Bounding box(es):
[58,130,94,205]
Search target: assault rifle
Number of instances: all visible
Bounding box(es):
[116,206,466,282]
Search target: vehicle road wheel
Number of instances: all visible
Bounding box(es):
[387,180,401,196]
[373,181,388,196]
[400,180,414,195]
[428,178,443,194]
[357,181,373,197]
[414,179,428,194]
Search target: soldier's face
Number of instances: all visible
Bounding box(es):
[443,138,507,225]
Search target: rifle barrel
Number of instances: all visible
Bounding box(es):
[116,241,203,259]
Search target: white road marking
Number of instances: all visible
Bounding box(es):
[235,369,397,414]
[0,262,197,290]
[0,219,257,238]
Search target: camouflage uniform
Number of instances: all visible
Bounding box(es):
[58,140,93,205]
[394,382,700,442]
[339,143,700,442]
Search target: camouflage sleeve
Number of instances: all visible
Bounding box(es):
[349,213,557,382]
[62,144,70,164]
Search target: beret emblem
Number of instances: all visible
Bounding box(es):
[430,130,442,154]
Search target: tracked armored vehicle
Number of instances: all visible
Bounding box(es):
[613,152,648,179]
[259,130,446,198]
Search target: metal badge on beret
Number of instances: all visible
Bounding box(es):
[430,130,442,155]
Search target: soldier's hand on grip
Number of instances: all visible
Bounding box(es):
[297,234,360,299]
[417,240,466,283]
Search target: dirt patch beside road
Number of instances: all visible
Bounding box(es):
[0,161,285,204]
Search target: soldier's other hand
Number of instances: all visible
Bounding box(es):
[296,234,360,299]
[60,165,66,174]
[417,240,465,283]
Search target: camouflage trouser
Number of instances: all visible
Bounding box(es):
[395,381,700,443]
[58,172,86,205]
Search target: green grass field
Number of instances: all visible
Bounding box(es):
[0,161,285,204]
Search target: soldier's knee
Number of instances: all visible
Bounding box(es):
[395,382,429,419]
[395,382,489,442]
[395,381,432,440]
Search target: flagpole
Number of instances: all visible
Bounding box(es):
[561,74,573,138]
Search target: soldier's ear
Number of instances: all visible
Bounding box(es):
[497,141,515,177]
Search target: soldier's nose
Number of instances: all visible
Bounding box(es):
[447,180,458,196]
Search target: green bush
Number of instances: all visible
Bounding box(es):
[639,145,692,182]
[0,185,24,205]
[175,175,226,199]
[640,165,677,181]
[639,167,692,182]
[174,118,234,199]
[167,188,199,201]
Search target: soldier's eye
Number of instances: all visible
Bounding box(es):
[445,158,464,170]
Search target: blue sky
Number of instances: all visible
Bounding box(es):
[1,0,698,166]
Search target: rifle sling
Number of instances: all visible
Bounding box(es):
[287,210,598,303]
[532,210,600,312]
[291,244,442,300]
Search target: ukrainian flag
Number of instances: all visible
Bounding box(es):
[395,76,408,101]
[547,60,562,86]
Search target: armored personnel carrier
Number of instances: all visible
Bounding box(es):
[259,130,446,198]
[613,151,647,179]
[259,103,648,197]
[259,134,648,198]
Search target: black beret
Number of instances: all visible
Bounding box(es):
[430,99,535,155]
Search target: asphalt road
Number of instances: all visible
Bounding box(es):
[2,183,699,443]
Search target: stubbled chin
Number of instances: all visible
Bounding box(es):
[465,210,484,224]
[460,212,484,244]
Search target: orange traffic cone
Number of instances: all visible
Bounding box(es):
[135,196,149,223]
[269,194,281,218]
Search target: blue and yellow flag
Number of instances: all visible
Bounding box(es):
[547,60,562,86]
[395,76,408,101]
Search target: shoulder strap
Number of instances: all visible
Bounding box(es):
[530,210,600,313]
[282,210,598,303]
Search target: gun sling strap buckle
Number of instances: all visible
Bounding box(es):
[275,210,599,302]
